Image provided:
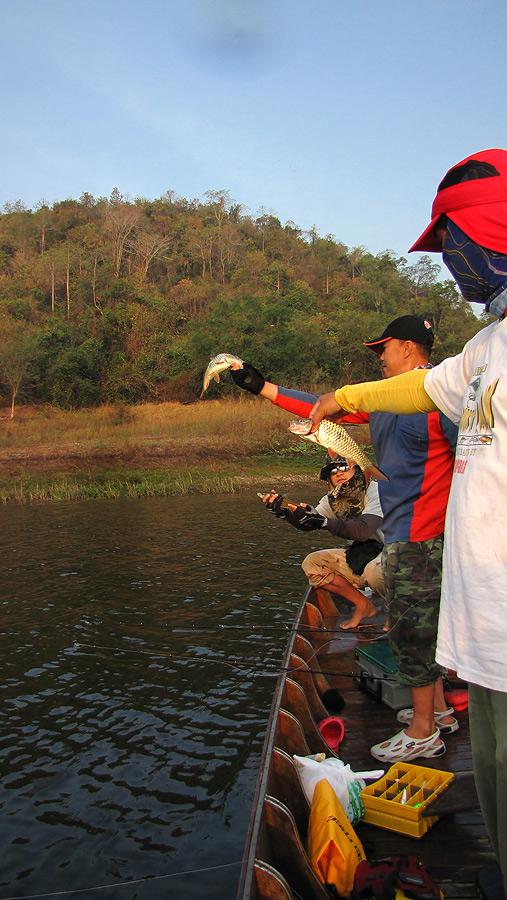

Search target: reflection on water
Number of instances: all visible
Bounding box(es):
[1,489,324,899]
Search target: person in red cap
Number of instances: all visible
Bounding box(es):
[309,148,507,888]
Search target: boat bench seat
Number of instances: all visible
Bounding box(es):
[261,795,330,900]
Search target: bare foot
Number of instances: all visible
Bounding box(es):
[340,599,378,630]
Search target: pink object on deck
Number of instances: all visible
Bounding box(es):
[318,716,345,751]
[444,688,468,711]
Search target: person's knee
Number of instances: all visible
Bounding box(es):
[363,558,385,597]
[301,552,319,576]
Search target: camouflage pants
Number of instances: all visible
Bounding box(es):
[382,537,446,688]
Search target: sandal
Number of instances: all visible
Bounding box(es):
[396,706,459,734]
[371,728,445,762]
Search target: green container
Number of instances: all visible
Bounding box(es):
[354,641,413,710]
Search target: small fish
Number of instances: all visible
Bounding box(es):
[289,418,388,482]
[200,353,243,398]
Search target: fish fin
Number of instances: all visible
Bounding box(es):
[214,374,220,383]
[364,464,389,483]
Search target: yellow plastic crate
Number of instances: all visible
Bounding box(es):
[360,762,454,838]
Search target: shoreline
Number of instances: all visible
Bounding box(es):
[0,399,373,503]
[0,453,320,503]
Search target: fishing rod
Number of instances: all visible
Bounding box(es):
[72,640,363,679]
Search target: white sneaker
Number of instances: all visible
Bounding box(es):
[396,706,459,734]
[371,728,445,763]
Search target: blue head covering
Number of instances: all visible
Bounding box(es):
[442,220,507,318]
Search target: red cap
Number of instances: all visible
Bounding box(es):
[409,149,507,254]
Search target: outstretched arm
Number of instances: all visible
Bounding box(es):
[231,363,367,422]
[261,490,382,538]
[309,369,437,430]
[230,362,314,408]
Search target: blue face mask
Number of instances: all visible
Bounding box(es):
[442,220,507,319]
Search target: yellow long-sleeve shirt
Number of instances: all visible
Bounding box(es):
[334,368,438,416]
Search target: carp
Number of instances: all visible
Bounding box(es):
[289,418,388,482]
[200,353,243,398]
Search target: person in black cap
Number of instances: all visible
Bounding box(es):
[308,148,507,888]
[363,314,435,356]
[230,315,458,763]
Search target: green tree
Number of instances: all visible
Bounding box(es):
[0,323,36,417]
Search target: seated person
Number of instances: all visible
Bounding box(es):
[262,452,384,630]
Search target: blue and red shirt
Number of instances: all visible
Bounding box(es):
[274,386,457,543]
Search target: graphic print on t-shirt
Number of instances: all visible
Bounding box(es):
[456,366,500,472]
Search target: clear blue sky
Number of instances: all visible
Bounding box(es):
[1,0,506,262]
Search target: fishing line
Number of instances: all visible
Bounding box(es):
[3,610,390,638]
[0,859,244,900]
[74,641,291,675]
[3,621,315,637]
[73,640,369,680]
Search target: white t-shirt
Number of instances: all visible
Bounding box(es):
[425,316,507,692]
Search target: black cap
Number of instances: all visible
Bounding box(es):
[363,315,434,355]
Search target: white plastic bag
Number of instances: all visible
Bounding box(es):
[293,754,381,825]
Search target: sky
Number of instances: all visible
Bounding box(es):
[1,0,507,264]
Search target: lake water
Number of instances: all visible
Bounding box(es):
[1,489,325,900]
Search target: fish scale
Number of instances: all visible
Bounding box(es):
[289,418,388,482]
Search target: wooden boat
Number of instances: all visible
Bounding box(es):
[236,585,495,900]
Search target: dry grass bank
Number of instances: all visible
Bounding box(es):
[0,398,334,501]
[0,397,299,459]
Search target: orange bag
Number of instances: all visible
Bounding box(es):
[307,778,366,897]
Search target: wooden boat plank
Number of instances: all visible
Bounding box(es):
[293,634,331,696]
[236,590,313,900]
[275,708,312,758]
[253,861,295,900]
[267,747,310,838]
[282,679,339,758]
[263,795,330,900]
[288,653,330,722]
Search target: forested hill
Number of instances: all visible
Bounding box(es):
[0,189,486,410]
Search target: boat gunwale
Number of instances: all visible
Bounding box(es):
[236,587,313,899]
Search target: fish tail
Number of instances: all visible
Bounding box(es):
[364,463,389,483]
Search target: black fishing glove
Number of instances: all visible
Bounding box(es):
[263,493,288,518]
[230,362,265,395]
[284,505,327,531]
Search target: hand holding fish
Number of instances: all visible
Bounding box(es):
[258,491,288,518]
[284,505,327,531]
[258,491,327,530]
[230,361,266,395]
[309,391,346,431]
[201,353,268,398]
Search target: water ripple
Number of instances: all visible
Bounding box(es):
[0,489,323,899]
